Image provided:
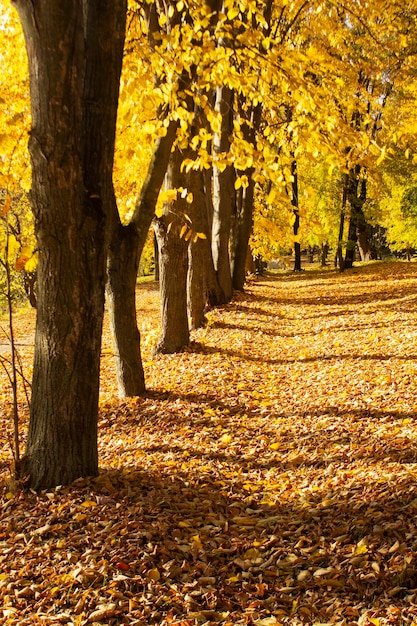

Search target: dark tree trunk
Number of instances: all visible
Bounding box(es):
[321,242,329,266]
[188,242,206,330]
[202,168,224,307]
[13,0,127,488]
[187,167,222,329]
[154,233,160,281]
[356,179,370,261]
[154,149,190,354]
[231,92,265,291]
[105,120,178,396]
[106,217,144,398]
[291,159,302,272]
[344,167,368,269]
[212,85,235,303]
[230,3,270,291]
[335,173,348,271]
[232,173,255,290]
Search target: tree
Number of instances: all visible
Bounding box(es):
[12,0,127,489]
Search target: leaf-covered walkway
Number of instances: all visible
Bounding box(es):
[2,261,417,625]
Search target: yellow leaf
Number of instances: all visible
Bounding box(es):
[226,575,240,583]
[235,177,242,190]
[1,193,11,217]
[227,7,240,20]
[266,189,276,204]
[270,442,280,450]
[221,433,232,444]
[81,500,97,508]
[25,252,38,273]
[158,12,167,26]
[15,245,32,271]
[211,115,222,134]
[180,224,188,239]
[147,568,160,581]
[191,534,203,550]
[243,547,260,559]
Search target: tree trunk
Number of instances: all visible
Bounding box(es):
[230,0,272,289]
[335,173,348,270]
[154,149,190,354]
[321,242,329,266]
[291,159,302,272]
[344,167,368,269]
[13,0,127,488]
[106,120,178,396]
[186,169,210,329]
[212,85,235,303]
[231,98,263,292]
[232,174,255,290]
[187,167,223,328]
[106,217,145,398]
[356,179,370,261]
[154,233,160,281]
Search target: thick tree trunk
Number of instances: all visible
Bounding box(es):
[13,0,127,488]
[154,149,190,354]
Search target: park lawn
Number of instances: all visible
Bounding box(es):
[1,261,417,624]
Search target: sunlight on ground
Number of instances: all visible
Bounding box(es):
[1,262,417,624]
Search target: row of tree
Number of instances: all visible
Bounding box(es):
[1,0,417,488]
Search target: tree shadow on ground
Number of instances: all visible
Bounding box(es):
[188,340,417,365]
[80,451,417,623]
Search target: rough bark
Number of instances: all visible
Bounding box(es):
[232,175,255,290]
[187,167,222,329]
[344,167,369,269]
[106,120,178,396]
[291,159,302,272]
[335,173,348,270]
[212,85,235,303]
[230,0,271,290]
[13,0,127,488]
[106,215,144,398]
[154,149,190,354]
[231,101,262,291]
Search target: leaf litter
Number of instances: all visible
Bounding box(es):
[1,262,417,625]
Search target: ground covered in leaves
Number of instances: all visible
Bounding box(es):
[1,261,417,626]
